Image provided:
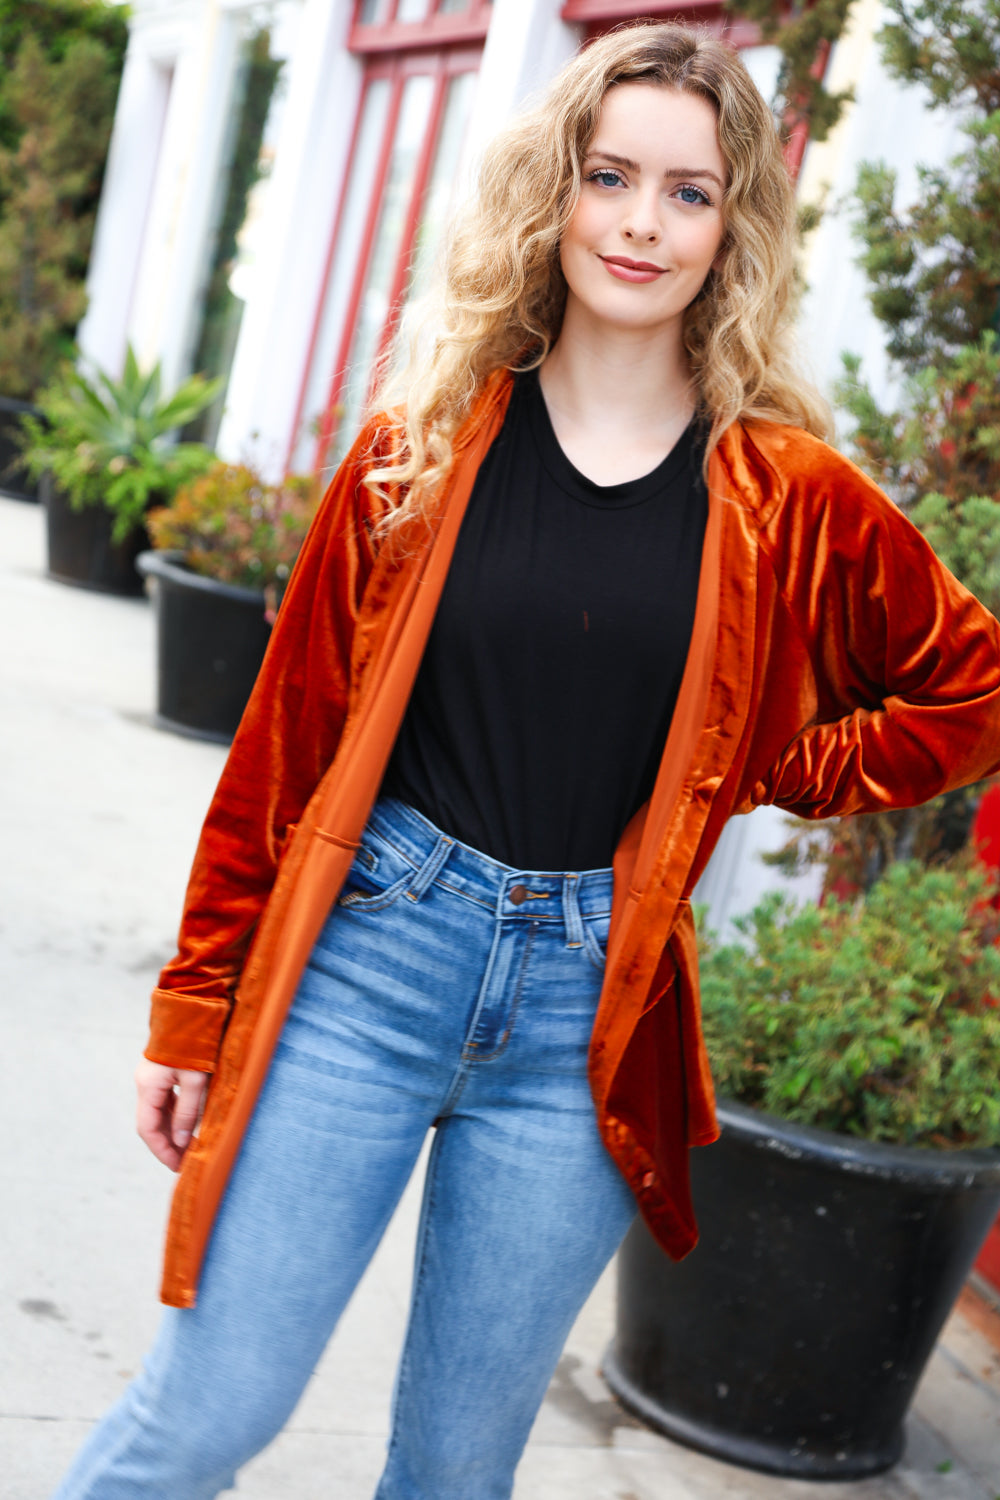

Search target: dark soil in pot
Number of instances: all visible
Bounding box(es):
[43,473,148,595]
[604,1099,1000,1480]
[0,397,44,502]
[137,549,271,744]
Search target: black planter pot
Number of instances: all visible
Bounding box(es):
[604,1100,1000,1480]
[137,549,271,744]
[42,473,148,596]
[0,396,44,502]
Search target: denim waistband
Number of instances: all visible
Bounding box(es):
[365,797,614,924]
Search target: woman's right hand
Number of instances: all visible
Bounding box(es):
[135,1057,210,1171]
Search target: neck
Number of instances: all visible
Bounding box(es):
[538,305,695,437]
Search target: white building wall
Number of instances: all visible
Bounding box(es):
[216,0,358,475]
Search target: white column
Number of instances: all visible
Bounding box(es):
[125,1,244,392]
[76,39,174,379]
[458,0,580,190]
[215,0,360,475]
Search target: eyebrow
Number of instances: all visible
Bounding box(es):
[585,150,725,190]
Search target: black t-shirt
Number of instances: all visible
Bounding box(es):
[382,369,708,871]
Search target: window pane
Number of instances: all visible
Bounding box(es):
[396,0,432,19]
[436,0,472,12]
[358,0,393,22]
[185,30,284,446]
[327,71,435,466]
[406,68,477,302]
[291,77,392,470]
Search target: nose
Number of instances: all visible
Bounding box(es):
[622,186,661,245]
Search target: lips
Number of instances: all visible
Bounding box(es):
[602,256,664,272]
[599,255,666,284]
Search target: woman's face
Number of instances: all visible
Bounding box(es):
[560,83,727,340]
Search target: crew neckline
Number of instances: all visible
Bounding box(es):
[518,366,701,509]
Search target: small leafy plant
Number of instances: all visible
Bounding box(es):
[699,862,1000,1149]
[20,345,221,539]
[147,460,318,602]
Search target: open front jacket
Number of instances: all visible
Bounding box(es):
[147,371,1000,1309]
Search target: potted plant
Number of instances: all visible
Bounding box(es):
[19,346,220,594]
[138,460,318,742]
[604,862,1000,1478]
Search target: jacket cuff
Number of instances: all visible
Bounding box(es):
[145,988,231,1073]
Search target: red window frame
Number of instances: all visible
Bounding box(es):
[288,2,488,473]
[351,0,492,53]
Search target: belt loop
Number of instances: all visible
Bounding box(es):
[405,833,454,902]
[562,873,583,948]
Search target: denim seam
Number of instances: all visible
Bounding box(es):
[459,913,504,1066]
[583,924,608,974]
[471,922,537,1062]
[378,1129,445,1487]
[433,878,498,910]
[434,1059,472,1120]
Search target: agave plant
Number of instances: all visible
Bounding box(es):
[19,345,223,539]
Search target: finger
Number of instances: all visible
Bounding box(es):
[171,1071,208,1150]
[136,1068,185,1170]
[136,1103,183,1171]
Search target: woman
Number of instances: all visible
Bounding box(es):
[55,22,1000,1500]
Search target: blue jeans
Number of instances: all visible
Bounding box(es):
[54,798,636,1499]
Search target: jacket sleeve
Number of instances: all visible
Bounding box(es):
[144,428,384,1071]
[752,443,1000,819]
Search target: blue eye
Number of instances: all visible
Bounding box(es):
[677,184,711,206]
[588,169,623,189]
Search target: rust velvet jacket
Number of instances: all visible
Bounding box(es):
[147,371,1000,1309]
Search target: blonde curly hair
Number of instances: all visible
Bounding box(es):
[364,22,831,525]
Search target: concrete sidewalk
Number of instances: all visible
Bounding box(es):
[1,491,998,1499]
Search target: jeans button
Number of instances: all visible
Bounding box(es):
[509,884,528,905]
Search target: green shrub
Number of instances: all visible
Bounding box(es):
[20,346,221,540]
[147,461,319,598]
[699,862,1000,1149]
[0,19,125,397]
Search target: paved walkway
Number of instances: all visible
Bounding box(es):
[1,492,998,1499]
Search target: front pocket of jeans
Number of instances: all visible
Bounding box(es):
[337,838,411,911]
[583,921,610,973]
[338,872,412,911]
